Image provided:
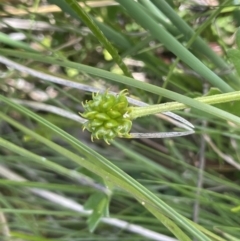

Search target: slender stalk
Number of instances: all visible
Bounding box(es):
[129,91,240,119]
[0,55,194,129]
[1,51,240,125]
[151,0,240,86]
[117,0,233,92]
[64,0,132,77]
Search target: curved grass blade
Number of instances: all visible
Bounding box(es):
[0,95,211,241]
[1,50,240,126]
[116,0,233,92]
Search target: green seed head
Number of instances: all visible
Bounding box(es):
[80,90,132,144]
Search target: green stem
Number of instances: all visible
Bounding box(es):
[151,0,240,87]
[117,0,233,92]
[129,91,240,119]
[64,0,132,77]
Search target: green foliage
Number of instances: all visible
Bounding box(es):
[228,48,240,77]
[84,192,110,232]
[1,0,240,241]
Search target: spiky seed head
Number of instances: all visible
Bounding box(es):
[80,90,132,144]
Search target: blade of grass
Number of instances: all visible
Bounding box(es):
[150,0,240,86]
[0,32,37,53]
[116,0,233,92]
[1,50,240,126]
[0,165,179,241]
[158,2,229,99]
[48,0,132,77]
[0,96,213,240]
[0,138,189,239]
[0,111,108,193]
[46,0,131,49]
[0,55,194,129]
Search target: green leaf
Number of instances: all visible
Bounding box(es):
[84,193,109,232]
[227,49,240,77]
[2,50,240,127]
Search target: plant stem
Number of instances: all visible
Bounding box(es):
[117,0,233,92]
[129,91,240,119]
[151,0,240,87]
[64,0,132,77]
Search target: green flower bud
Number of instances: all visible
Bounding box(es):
[80,90,132,144]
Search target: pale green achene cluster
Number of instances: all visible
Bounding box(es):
[80,90,132,144]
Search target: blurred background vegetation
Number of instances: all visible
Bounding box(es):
[1,0,240,240]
